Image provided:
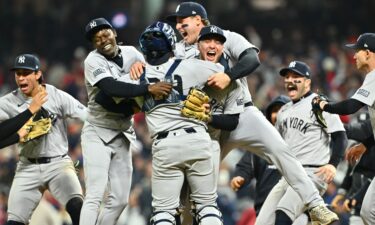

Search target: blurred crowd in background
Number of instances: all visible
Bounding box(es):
[0,0,374,224]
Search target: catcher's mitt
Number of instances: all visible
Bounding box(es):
[311,94,329,128]
[20,108,52,143]
[181,88,211,122]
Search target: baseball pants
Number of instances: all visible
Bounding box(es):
[221,106,324,208]
[151,127,218,215]
[255,167,327,225]
[360,178,375,225]
[80,122,133,225]
[7,156,82,223]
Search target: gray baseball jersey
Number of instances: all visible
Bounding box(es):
[351,69,375,140]
[276,93,345,165]
[0,84,87,157]
[0,84,86,223]
[139,57,225,137]
[80,45,143,225]
[175,29,258,104]
[255,93,345,224]
[204,80,244,141]
[350,69,375,225]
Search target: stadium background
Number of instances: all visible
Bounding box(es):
[0,0,374,224]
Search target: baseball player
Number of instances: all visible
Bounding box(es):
[162,2,342,224]
[255,61,347,225]
[81,18,172,225]
[0,53,87,225]
[332,115,375,225]
[0,90,47,149]
[136,21,246,225]
[313,32,375,225]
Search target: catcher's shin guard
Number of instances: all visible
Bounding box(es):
[192,204,223,225]
[151,210,181,225]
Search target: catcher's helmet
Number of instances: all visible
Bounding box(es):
[139,21,177,58]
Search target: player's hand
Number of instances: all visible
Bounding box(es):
[345,143,366,165]
[148,82,173,98]
[343,198,356,212]
[130,61,145,80]
[230,176,245,191]
[29,87,48,114]
[17,127,30,140]
[207,72,231,90]
[315,164,336,183]
[331,194,344,209]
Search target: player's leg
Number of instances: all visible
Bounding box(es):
[150,136,188,225]
[80,123,112,225]
[47,156,83,225]
[7,162,43,224]
[96,135,133,225]
[360,178,375,225]
[223,106,338,223]
[255,178,288,225]
[186,132,223,225]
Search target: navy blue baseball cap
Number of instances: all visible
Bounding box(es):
[279,61,311,79]
[11,54,41,71]
[198,25,226,43]
[166,2,208,22]
[85,18,113,41]
[345,33,375,52]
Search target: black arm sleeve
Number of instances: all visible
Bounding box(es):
[96,77,149,98]
[95,90,136,117]
[351,178,372,204]
[339,166,353,192]
[329,131,348,167]
[233,152,254,188]
[324,99,365,115]
[363,135,375,150]
[225,48,260,80]
[0,109,33,148]
[345,119,373,142]
[209,114,239,131]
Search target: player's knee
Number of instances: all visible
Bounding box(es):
[275,210,293,225]
[193,204,223,225]
[66,196,83,225]
[6,221,25,225]
[150,211,178,225]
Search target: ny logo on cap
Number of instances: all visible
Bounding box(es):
[18,56,26,64]
[289,61,296,68]
[90,21,97,28]
[176,5,180,13]
[210,26,218,33]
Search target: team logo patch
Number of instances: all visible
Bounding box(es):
[236,99,244,106]
[357,88,370,97]
[93,68,106,77]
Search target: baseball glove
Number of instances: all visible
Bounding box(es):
[311,94,329,128]
[20,108,52,143]
[181,88,211,122]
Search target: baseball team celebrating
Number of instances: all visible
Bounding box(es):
[0,1,374,225]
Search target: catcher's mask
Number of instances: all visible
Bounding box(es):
[139,21,177,59]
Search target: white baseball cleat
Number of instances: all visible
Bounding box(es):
[309,204,339,225]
